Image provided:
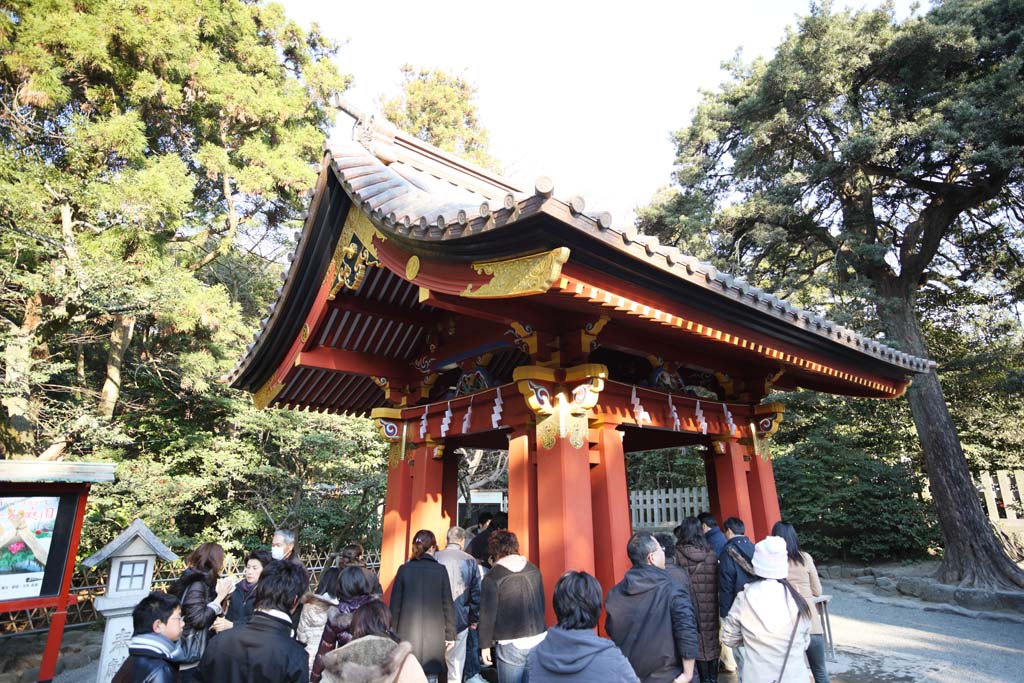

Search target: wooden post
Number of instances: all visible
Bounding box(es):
[441,450,460,530]
[705,449,722,524]
[745,443,782,541]
[379,445,413,600]
[713,440,753,533]
[507,427,539,565]
[590,423,631,633]
[409,443,447,551]
[535,421,596,625]
[39,487,90,683]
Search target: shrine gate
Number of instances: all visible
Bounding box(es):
[229,105,933,615]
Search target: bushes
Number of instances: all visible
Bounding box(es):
[774,438,940,562]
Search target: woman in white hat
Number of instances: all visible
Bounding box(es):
[721,536,811,683]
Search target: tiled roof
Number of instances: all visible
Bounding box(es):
[323,105,934,375]
[228,104,934,393]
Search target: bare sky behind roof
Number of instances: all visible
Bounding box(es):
[282,0,916,227]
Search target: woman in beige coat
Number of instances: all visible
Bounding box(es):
[721,536,811,683]
[320,600,428,683]
[772,522,829,683]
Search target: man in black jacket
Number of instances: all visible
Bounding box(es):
[606,533,698,683]
[112,591,184,683]
[197,560,309,683]
[717,517,755,676]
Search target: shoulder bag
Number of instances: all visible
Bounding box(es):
[770,615,801,683]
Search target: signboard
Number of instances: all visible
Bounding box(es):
[0,496,60,601]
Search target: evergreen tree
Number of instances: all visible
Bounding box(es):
[381,64,498,169]
[640,0,1024,587]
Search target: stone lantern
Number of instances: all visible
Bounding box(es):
[83,519,178,683]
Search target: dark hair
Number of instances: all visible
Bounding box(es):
[698,512,717,528]
[317,567,342,597]
[477,511,494,525]
[187,542,225,584]
[350,600,398,641]
[654,533,676,554]
[491,512,508,530]
[488,530,519,560]
[723,517,746,535]
[677,516,712,552]
[247,549,273,568]
[339,565,375,600]
[770,577,811,626]
[411,530,437,559]
[771,522,806,565]
[626,533,661,568]
[253,560,306,613]
[553,571,602,630]
[132,592,180,635]
[337,543,365,568]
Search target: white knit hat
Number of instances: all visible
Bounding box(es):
[753,536,789,580]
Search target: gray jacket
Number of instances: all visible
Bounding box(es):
[434,544,481,632]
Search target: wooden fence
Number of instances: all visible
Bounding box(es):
[0,549,380,637]
[978,469,1024,536]
[629,487,709,529]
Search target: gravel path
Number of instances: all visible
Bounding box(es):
[808,581,1023,683]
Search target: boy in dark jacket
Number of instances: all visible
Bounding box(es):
[527,571,639,683]
[196,560,309,683]
[698,513,728,558]
[606,533,698,683]
[717,517,755,618]
[112,591,184,683]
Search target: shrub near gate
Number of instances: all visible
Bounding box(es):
[774,441,940,562]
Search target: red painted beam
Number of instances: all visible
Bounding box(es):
[297,346,412,382]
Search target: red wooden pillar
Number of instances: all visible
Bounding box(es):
[590,423,631,598]
[713,440,754,532]
[535,419,596,625]
[409,443,447,549]
[746,445,782,541]
[441,449,460,530]
[704,448,722,524]
[39,487,90,683]
[379,445,413,599]
[507,427,539,565]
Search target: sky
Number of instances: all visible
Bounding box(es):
[281,0,916,227]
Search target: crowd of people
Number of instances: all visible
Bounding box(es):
[112,514,830,683]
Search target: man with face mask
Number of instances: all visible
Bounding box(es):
[271,529,310,590]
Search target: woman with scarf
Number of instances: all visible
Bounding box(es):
[310,565,383,682]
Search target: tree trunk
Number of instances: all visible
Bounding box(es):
[878,293,1024,589]
[1,295,43,457]
[96,314,136,421]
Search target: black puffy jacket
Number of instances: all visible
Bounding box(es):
[111,635,182,683]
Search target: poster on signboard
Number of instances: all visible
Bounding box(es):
[0,497,59,600]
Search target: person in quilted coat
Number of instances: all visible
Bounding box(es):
[675,517,721,683]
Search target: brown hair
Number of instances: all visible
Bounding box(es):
[410,530,437,559]
[488,530,519,560]
[337,543,365,568]
[187,542,224,583]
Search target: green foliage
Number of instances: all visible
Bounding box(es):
[774,406,940,562]
[639,0,1024,578]
[381,64,498,170]
[0,0,387,558]
[626,448,706,491]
